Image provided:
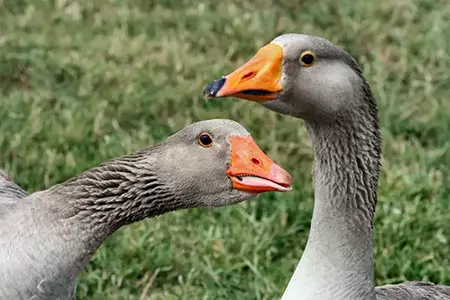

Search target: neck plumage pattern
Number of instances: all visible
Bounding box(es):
[47,150,181,237]
[282,79,381,300]
[307,74,381,226]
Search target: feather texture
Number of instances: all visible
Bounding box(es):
[0,169,28,201]
[376,281,450,300]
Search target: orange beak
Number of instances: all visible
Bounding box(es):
[204,43,283,102]
[227,136,292,193]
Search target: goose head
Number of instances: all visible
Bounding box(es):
[204,34,373,123]
[152,119,292,207]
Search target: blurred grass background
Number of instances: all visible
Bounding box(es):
[1,0,450,299]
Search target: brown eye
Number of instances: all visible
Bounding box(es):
[198,133,213,147]
[300,51,315,67]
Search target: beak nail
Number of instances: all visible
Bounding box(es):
[203,77,226,98]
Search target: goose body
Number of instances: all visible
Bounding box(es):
[0,119,292,300]
[205,34,450,300]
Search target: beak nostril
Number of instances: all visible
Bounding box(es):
[251,158,261,166]
[242,71,255,80]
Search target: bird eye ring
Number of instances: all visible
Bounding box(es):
[198,133,213,147]
[299,51,315,67]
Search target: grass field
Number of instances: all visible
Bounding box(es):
[1,0,450,299]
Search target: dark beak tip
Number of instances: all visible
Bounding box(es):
[203,77,226,98]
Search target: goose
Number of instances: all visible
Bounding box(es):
[204,34,450,300]
[0,119,292,300]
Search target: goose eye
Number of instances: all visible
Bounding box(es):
[299,51,315,67]
[198,133,213,147]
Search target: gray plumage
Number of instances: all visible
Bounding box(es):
[0,119,277,300]
[0,169,28,201]
[205,33,449,300]
[376,281,450,300]
[0,173,77,299]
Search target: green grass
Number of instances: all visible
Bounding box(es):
[1,0,450,299]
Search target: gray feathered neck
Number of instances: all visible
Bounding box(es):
[306,61,381,225]
[43,146,182,237]
[283,66,382,300]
